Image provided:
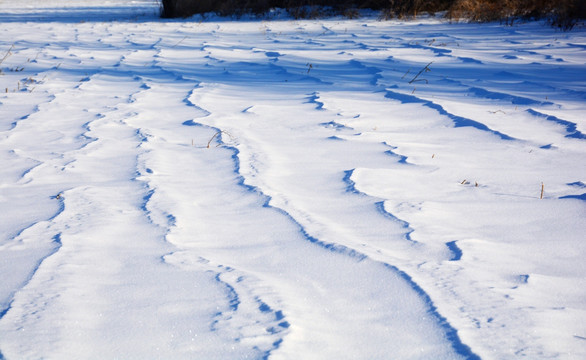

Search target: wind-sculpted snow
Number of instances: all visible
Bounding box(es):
[1,2,585,359]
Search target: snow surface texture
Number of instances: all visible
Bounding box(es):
[1,1,585,359]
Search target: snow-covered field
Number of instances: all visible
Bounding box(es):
[1,0,585,359]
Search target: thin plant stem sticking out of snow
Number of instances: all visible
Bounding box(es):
[207,130,235,148]
[0,45,13,67]
[409,61,433,84]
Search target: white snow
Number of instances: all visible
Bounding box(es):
[0,1,585,359]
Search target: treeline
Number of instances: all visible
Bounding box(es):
[161,0,585,29]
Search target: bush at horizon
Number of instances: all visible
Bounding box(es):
[160,0,585,29]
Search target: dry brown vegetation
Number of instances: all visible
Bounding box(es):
[447,0,586,29]
[160,0,585,29]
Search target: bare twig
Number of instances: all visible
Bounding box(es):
[409,61,433,84]
[207,132,220,148]
[207,130,234,148]
[0,45,13,66]
[171,36,187,48]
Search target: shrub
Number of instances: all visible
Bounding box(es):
[160,0,585,29]
[448,0,586,29]
[161,0,452,18]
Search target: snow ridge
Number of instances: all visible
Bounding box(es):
[384,89,516,141]
[224,135,477,359]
